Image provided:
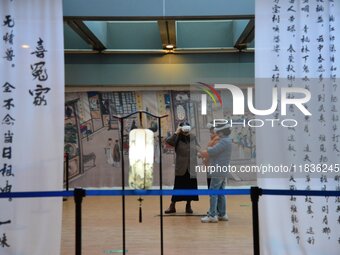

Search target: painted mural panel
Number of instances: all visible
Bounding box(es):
[64,90,256,188]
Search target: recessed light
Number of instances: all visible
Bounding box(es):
[21,44,30,49]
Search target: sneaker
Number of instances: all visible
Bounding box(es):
[201,215,218,223]
[218,215,229,221]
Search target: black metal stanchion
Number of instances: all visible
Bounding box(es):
[74,188,86,255]
[65,153,70,191]
[63,153,70,201]
[158,117,164,255]
[250,186,262,255]
[120,118,126,255]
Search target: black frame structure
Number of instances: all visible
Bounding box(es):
[112,110,168,255]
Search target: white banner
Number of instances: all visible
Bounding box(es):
[0,1,64,254]
[256,0,340,255]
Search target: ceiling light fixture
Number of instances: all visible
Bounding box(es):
[165,44,174,49]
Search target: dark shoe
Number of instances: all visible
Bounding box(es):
[165,203,176,214]
[186,204,193,214]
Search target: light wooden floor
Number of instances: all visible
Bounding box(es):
[61,195,253,255]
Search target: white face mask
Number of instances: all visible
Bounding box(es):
[181,125,191,133]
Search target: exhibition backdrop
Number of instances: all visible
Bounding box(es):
[0,1,64,254]
[64,90,256,187]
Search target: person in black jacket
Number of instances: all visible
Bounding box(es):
[164,122,199,214]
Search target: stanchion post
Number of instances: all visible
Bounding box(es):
[250,186,262,255]
[63,153,70,202]
[158,117,164,255]
[74,188,86,255]
[120,118,126,255]
[65,152,69,192]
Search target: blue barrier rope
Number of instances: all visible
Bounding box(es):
[0,188,339,199]
[262,189,340,197]
[0,190,73,198]
[0,189,249,198]
[85,189,250,196]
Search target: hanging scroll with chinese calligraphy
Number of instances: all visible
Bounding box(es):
[0,1,64,254]
[256,1,340,254]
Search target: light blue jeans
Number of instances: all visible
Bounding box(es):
[208,177,226,217]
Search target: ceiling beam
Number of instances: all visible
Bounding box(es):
[64,15,254,21]
[64,47,254,55]
[66,20,106,51]
[63,0,254,20]
[158,20,177,49]
[234,18,254,51]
